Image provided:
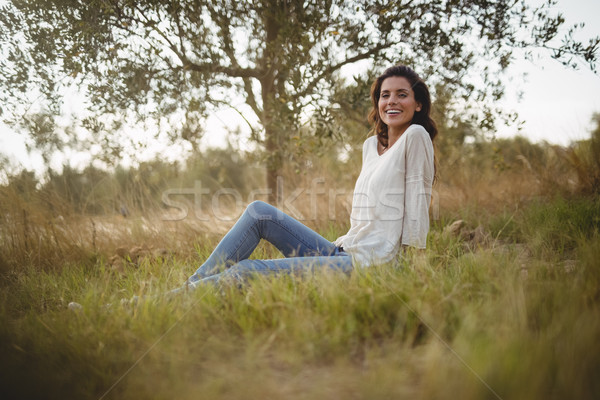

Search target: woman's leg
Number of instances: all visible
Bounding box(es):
[189,251,353,288]
[188,201,338,282]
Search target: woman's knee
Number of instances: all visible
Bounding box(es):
[245,200,278,220]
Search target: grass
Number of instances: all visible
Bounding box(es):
[1,194,599,399]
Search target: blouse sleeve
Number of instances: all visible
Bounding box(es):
[401,127,434,248]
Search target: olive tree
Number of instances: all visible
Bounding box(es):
[1,0,597,200]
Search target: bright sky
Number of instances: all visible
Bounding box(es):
[495,0,600,145]
[1,0,599,176]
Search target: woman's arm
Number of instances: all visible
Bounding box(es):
[401,128,435,249]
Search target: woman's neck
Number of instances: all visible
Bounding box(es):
[387,125,409,148]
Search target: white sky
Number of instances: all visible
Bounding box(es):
[1,0,599,175]
[495,0,600,145]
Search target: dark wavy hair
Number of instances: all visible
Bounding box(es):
[368,65,438,148]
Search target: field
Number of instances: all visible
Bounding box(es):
[1,135,599,399]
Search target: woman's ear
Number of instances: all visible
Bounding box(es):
[416,102,422,112]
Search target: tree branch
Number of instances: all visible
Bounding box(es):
[133,3,177,51]
[295,43,388,100]
[173,4,190,66]
[205,3,262,117]
[177,58,260,79]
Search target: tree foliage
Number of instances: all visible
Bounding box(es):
[1,0,598,199]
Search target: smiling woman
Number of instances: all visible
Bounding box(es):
[155,64,438,292]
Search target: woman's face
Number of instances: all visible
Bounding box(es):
[378,76,421,135]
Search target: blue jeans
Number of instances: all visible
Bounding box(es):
[184,200,353,288]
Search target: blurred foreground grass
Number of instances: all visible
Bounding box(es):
[1,195,599,399]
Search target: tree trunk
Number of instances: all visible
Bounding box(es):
[261,1,283,205]
[265,131,283,205]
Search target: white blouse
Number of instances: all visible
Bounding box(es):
[335,124,435,266]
